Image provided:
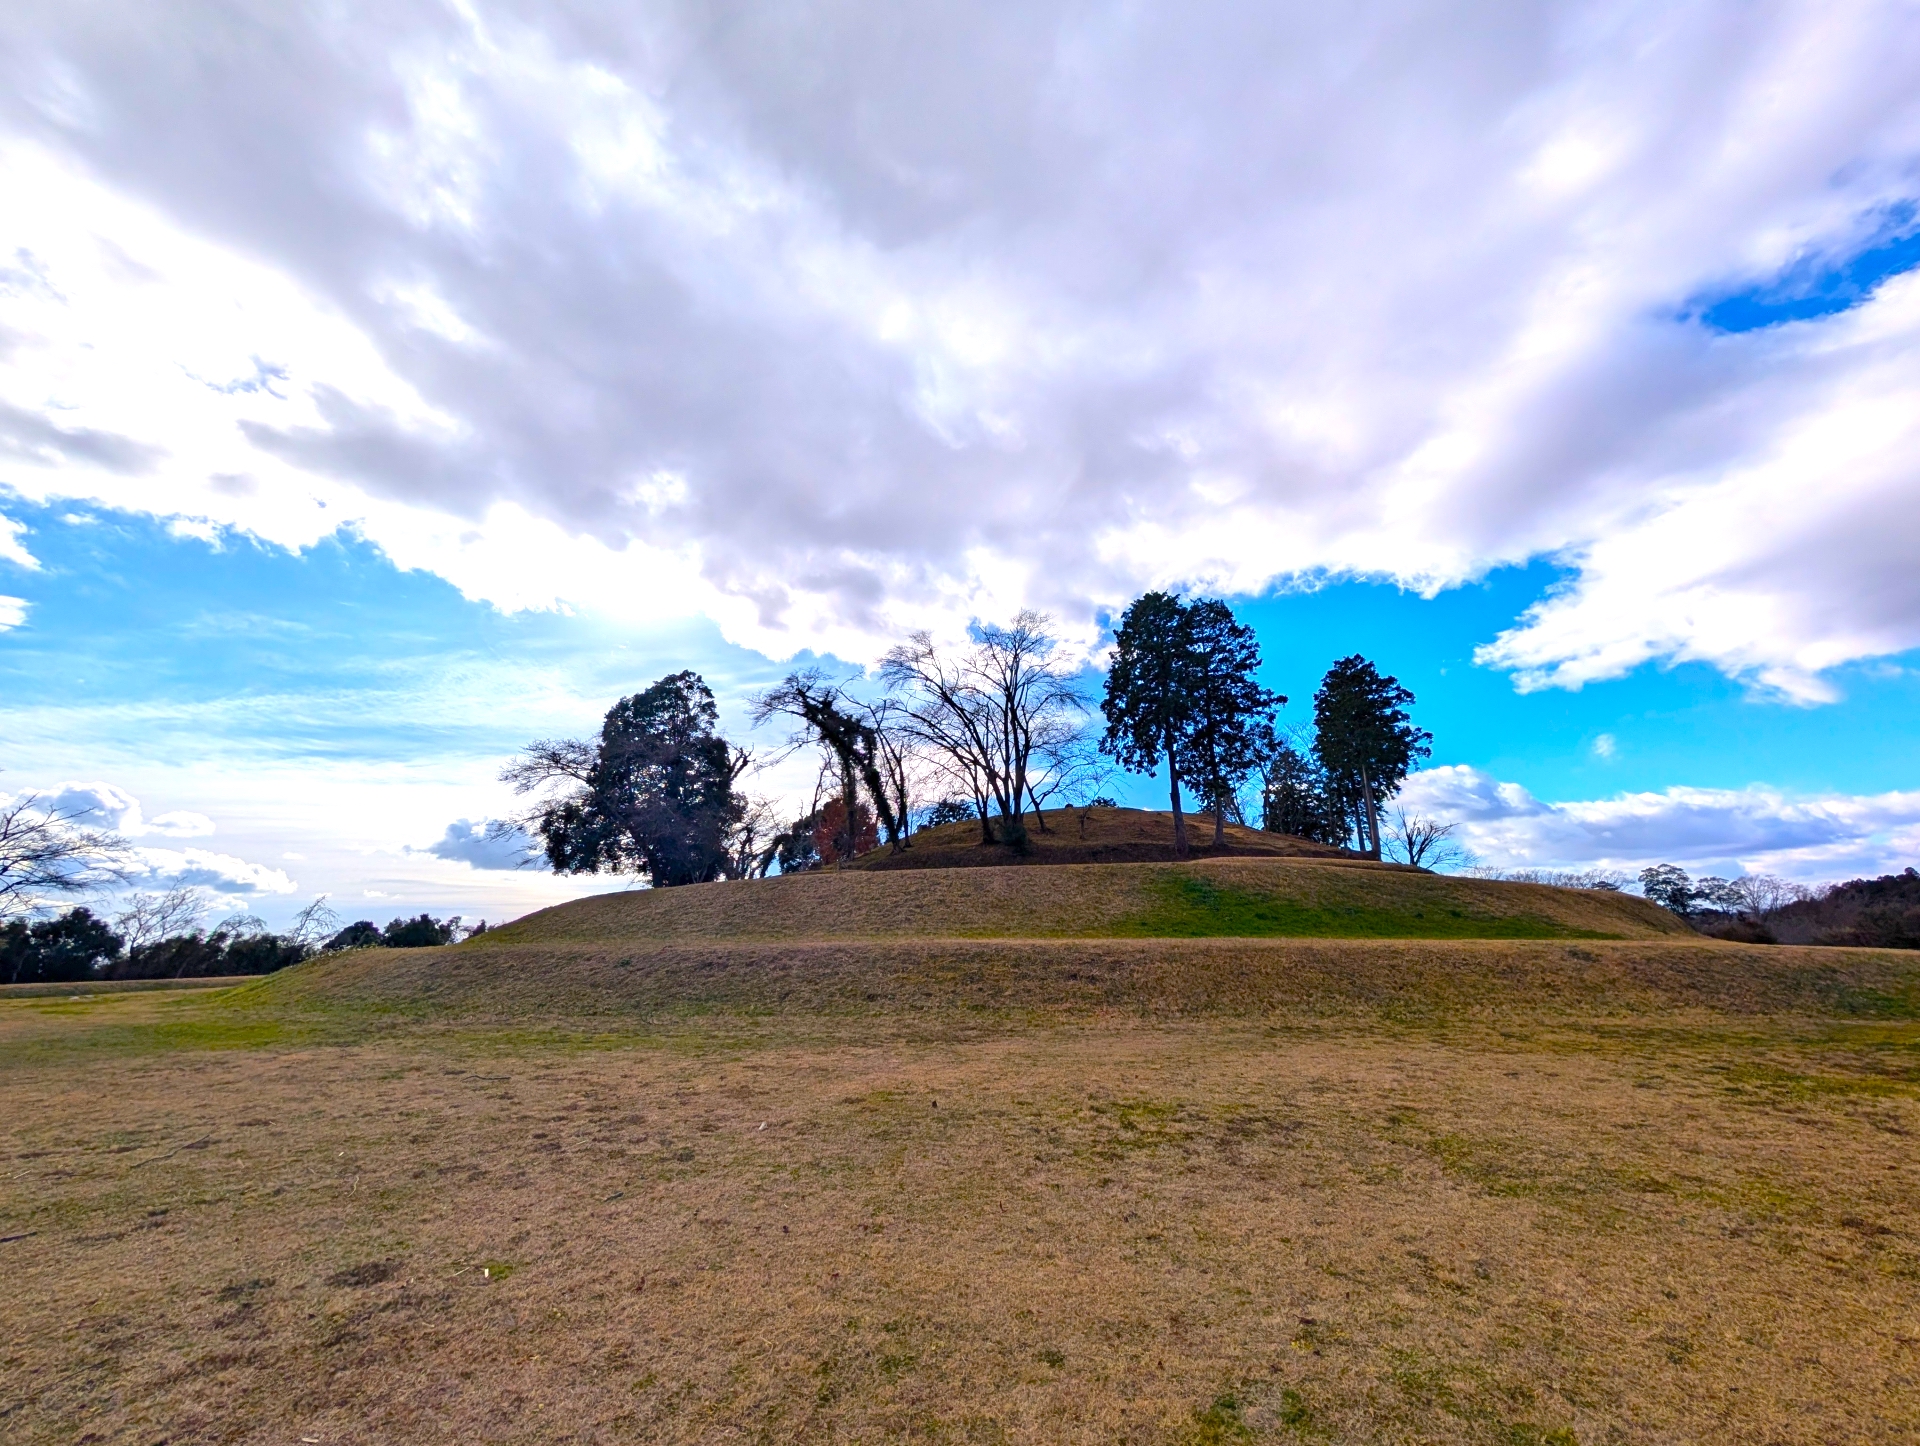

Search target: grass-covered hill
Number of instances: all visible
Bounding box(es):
[483,854,1684,948]
[15,819,1917,1446]
[242,811,1920,1026]
[249,838,1903,1026]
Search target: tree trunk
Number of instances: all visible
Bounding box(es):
[1164,723,1189,857]
[840,756,859,865]
[1002,760,1031,851]
[1212,786,1227,848]
[1025,777,1051,831]
[1359,762,1380,860]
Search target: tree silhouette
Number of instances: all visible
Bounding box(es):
[503,671,749,887]
[1176,599,1286,846]
[1312,656,1431,859]
[1100,592,1200,856]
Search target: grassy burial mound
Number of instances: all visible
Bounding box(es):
[262,930,1920,1027]
[481,854,1685,948]
[246,848,1920,1027]
[247,821,1825,1025]
[850,804,1348,868]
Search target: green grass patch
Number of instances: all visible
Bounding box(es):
[1716,1060,1919,1101]
[1831,985,1920,1019]
[1183,1392,1256,1444]
[1119,875,1618,941]
[0,1008,327,1066]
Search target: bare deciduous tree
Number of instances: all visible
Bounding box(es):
[722,793,794,880]
[1464,866,1631,891]
[1723,874,1813,918]
[1023,730,1112,825]
[284,895,342,950]
[880,634,1001,845]
[112,885,209,949]
[1382,808,1470,871]
[750,670,916,857]
[882,612,1086,851]
[0,794,132,920]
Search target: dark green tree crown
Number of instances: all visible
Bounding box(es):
[1099,591,1196,774]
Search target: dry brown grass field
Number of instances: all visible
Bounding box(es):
[4,860,1919,1444]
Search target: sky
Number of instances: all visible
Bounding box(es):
[3,0,1919,926]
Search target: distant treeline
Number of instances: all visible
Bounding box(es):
[0,903,483,986]
[1760,869,1920,949]
[1636,864,1919,949]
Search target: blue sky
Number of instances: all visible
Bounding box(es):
[5,491,1917,923]
[3,0,1920,922]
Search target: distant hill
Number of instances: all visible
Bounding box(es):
[1770,868,1920,949]
[851,805,1350,869]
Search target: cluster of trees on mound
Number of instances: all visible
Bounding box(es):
[1104,593,1430,859]
[1636,863,1920,948]
[0,888,484,986]
[501,594,1433,886]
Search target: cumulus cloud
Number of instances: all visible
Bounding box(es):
[0,594,23,630]
[0,1,1917,683]
[5,779,291,897]
[125,846,297,896]
[31,780,214,837]
[420,818,533,871]
[1399,765,1920,881]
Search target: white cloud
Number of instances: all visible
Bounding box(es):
[30,780,142,831]
[419,817,534,871]
[0,510,37,568]
[30,780,214,838]
[1591,733,1617,760]
[0,594,23,629]
[127,846,297,897]
[1400,764,1920,882]
[0,1,1916,683]
[4,779,291,898]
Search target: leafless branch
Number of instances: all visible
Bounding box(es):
[112,885,210,949]
[0,795,134,920]
[1381,808,1470,871]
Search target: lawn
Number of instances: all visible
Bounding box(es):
[4,947,1918,1444]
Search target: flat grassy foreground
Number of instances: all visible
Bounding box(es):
[4,935,1919,1445]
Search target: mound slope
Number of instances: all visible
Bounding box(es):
[257,822,1782,1022]
[261,933,1920,1023]
[483,855,1686,947]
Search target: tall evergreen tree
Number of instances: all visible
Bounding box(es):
[504,671,749,887]
[1176,599,1286,846]
[1260,738,1345,845]
[1311,656,1431,859]
[1099,592,1199,856]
